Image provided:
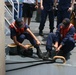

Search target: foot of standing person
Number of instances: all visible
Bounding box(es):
[39,30,44,36]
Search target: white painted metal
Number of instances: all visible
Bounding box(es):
[5,0,20,35]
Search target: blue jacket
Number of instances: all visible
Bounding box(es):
[55,23,75,46]
[10,23,29,39]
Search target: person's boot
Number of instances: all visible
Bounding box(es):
[39,30,43,36]
[50,29,53,33]
[36,48,43,58]
[43,51,51,60]
[17,46,21,55]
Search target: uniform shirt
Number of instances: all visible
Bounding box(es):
[22,0,35,4]
[58,0,71,10]
[43,0,54,11]
[55,24,75,46]
[10,24,29,39]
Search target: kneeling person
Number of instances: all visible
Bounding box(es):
[45,18,75,59]
[9,18,43,58]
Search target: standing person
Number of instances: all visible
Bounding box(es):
[70,2,76,29]
[55,0,75,27]
[9,18,43,58]
[22,0,38,25]
[44,18,75,59]
[35,0,41,22]
[39,0,54,36]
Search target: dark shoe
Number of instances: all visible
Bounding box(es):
[43,51,51,60]
[39,30,43,36]
[56,50,64,56]
[37,49,43,58]
[50,30,53,33]
[62,53,69,60]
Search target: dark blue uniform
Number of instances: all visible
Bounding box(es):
[46,24,75,56]
[57,0,71,27]
[10,25,38,47]
[39,0,54,32]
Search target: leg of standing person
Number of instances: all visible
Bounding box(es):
[28,18,31,25]
[23,17,27,25]
[62,9,70,20]
[27,5,33,25]
[48,10,54,32]
[22,3,33,25]
[22,3,28,25]
[57,9,71,28]
[57,10,63,27]
[35,2,41,22]
[39,9,48,36]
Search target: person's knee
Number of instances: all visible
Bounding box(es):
[48,33,54,37]
[46,46,52,51]
[20,34,26,40]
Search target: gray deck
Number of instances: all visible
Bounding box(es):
[5,16,76,75]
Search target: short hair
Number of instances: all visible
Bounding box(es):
[62,18,70,27]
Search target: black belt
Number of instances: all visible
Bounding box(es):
[23,3,34,5]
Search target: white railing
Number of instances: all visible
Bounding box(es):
[7,0,19,19]
[5,0,20,35]
[4,4,14,23]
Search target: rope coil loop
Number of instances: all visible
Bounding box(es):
[53,56,66,64]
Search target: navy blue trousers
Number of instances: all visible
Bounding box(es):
[57,10,70,27]
[46,33,75,54]
[39,9,54,31]
[17,32,39,48]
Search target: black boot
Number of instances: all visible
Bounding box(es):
[43,51,51,60]
[36,48,43,58]
[39,30,43,36]
[50,30,53,33]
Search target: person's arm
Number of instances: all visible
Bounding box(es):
[56,44,62,52]
[68,0,75,12]
[53,25,61,51]
[71,0,75,8]
[35,0,38,5]
[54,41,58,49]
[35,0,38,8]
[40,0,44,10]
[54,0,58,6]
[10,27,30,49]
[12,36,29,49]
[26,28,41,45]
[56,26,75,52]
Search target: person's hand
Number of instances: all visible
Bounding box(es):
[68,7,72,13]
[36,40,41,45]
[53,42,58,49]
[24,45,30,50]
[35,5,38,9]
[56,47,60,52]
[55,44,62,52]
[53,44,58,49]
[40,5,44,10]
